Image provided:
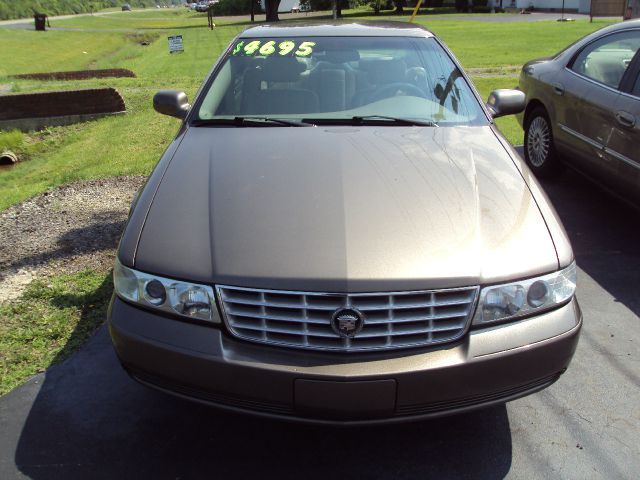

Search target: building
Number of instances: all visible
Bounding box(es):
[625,0,640,17]
[260,0,300,13]
[492,0,592,13]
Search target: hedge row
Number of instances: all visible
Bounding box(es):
[0,1,167,20]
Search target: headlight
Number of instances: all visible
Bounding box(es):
[473,262,576,325]
[113,258,220,323]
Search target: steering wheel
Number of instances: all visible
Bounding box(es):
[368,82,426,103]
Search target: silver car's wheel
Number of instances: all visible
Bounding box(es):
[524,106,560,178]
[527,117,550,167]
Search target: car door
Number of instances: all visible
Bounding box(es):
[551,59,598,161]
[560,30,640,187]
[605,51,640,205]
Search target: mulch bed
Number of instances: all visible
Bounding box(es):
[10,69,136,81]
[0,88,126,121]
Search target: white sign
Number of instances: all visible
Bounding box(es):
[168,35,184,54]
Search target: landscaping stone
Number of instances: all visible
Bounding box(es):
[10,68,136,81]
[0,176,146,302]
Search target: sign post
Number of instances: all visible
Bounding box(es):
[410,0,423,22]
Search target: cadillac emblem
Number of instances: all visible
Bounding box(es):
[331,308,364,338]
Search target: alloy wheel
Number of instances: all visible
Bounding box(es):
[527,116,551,168]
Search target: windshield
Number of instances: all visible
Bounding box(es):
[194,36,488,126]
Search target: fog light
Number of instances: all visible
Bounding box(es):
[144,279,166,306]
[527,280,549,308]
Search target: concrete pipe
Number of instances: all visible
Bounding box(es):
[0,150,18,165]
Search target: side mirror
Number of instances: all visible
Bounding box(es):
[486,89,525,118]
[153,90,190,119]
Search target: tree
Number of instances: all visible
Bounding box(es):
[335,0,349,17]
[265,0,281,21]
[393,0,404,14]
[308,0,347,18]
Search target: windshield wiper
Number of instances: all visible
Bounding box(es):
[235,116,315,127]
[351,115,437,127]
[192,117,314,127]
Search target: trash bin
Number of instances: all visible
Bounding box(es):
[34,13,49,31]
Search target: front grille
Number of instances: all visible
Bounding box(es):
[217,285,479,352]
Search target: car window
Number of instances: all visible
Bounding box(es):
[633,72,640,97]
[195,36,488,126]
[571,30,640,89]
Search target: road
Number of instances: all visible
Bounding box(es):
[0,152,638,479]
[0,10,620,31]
[0,8,326,30]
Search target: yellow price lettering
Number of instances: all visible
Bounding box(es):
[295,41,316,57]
[259,41,276,56]
[232,41,245,56]
[278,41,296,56]
[244,40,261,55]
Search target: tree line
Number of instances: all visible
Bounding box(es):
[0,1,162,20]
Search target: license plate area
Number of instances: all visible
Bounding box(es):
[294,379,397,420]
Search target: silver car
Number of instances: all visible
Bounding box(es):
[108,22,581,424]
[519,20,640,206]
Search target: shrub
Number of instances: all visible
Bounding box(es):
[211,0,261,16]
[0,1,157,20]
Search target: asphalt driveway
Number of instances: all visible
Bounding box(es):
[0,152,638,479]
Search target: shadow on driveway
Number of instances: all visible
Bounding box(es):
[538,172,640,317]
[8,323,512,478]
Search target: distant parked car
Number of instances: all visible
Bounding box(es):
[292,2,311,12]
[195,1,210,12]
[121,3,131,11]
[519,20,640,206]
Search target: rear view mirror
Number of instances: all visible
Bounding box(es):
[434,83,444,100]
[486,89,525,118]
[153,90,190,119]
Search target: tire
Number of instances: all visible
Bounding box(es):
[524,106,561,178]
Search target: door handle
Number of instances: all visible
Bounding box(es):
[616,110,636,128]
[552,83,565,96]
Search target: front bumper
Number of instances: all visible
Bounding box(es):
[108,296,582,425]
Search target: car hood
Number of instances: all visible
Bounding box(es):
[133,125,558,291]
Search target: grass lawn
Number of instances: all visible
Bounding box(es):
[0,29,138,77]
[418,17,613,68]
[0,9,618,393]
[53,7,222,30]
[0,270,112,395]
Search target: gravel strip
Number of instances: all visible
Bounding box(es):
[0,176,146,302]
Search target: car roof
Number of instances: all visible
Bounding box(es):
[238,21,435,39]
[558,19,640,57]
[581,18,640,39]
[610,18,640,30]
